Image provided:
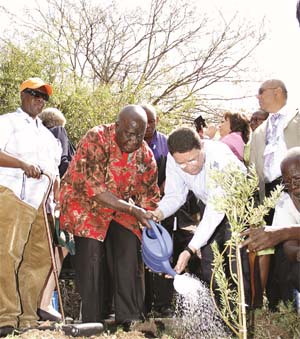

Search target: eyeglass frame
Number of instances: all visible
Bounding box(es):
[282,175,300,192]
[23,88,49,102]
[175,150,203,169]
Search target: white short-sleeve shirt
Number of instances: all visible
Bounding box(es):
[272,192,300,226]
[0,108,61,209]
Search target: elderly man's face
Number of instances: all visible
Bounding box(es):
[115,119,146,153]
[282,159,300,205]
[172,148,205,175]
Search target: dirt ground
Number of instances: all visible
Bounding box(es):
[8,319,174,339]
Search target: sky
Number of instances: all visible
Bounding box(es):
[0,0,299,112]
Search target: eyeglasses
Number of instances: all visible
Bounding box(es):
[176,152,202,169]
[23,88,49,102]
[283,176,300,192]
[258,87,277,95]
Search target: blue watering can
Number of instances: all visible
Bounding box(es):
[141,220,176,277]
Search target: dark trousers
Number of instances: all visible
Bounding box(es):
[266,245,298,310]
[264,177,289,309]
[74,220,144,324]
[144,270,174,314]
[74,236,111,322]
[144,218,174,314]
[200,217,251,305]
[105,220,145,324]
[264,177,282,226]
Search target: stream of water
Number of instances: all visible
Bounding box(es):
[173,273,229,339]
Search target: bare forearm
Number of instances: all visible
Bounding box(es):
[283,226,300,241]
[0,150,41,178]
[94,191,154,228]
[241,225,300,252]
[0,150,24,169]
[283,240,300,262]
[95,191,134,214]
[274,226,300,243]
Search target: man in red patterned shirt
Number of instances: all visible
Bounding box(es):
[59,105,160,328]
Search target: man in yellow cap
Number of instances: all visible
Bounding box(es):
[0,78,61,336]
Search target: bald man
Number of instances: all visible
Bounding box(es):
[250,79,300,222]
[59,105,160,328]
[250,80,300,310]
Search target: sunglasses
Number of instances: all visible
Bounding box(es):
[23,88,49,102]
[258,87,277,95]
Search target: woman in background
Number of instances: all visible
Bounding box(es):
[219,111,250,162]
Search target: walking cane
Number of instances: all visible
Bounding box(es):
[41,171,65,322]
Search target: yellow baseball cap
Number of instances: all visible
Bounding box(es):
[20,77,53,96]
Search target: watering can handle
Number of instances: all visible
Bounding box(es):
[148,220,168,256]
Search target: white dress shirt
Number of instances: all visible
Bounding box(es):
[263,105,288,183]
[272,192,300,226]
[0,108,61,209]
[158,140,246,250]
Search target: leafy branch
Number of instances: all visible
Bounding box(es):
[209,163,283,338]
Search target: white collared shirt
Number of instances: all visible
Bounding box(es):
[263,106,288,183]
[272,192,300,226]
[0,108,61,209]
[158,140,246,250]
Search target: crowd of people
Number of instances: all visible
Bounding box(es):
[1,7,300,332]
[0,75,299,338]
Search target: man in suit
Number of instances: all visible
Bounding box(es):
[250,79,300,216]
[250,79,300,309]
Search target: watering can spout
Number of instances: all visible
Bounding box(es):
[142,220,177,277]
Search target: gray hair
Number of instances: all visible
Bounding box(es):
[39,107,66,128]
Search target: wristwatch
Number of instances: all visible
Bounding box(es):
[184,246,194,256]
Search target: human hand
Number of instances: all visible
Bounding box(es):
[54,201,61,214]
[240,226,282,252]
[174,250,192,274]
[132,206,155,229]
[204,124,217,139]
[148,208,164,222]
[20,161,41,179]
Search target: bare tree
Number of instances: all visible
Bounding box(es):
[19,0,265,117]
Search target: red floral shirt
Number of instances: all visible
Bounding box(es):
[59,123,160,241]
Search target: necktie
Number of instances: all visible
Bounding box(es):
[264,113,281,173]
[266,113,280,145]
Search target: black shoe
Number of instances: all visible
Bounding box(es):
[121,321,132,332]
[155,306,174,318]
[37,308,61,322]
[120,319,144,332]
[0,326,15,337]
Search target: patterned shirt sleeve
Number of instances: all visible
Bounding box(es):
[65,126,110,198]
